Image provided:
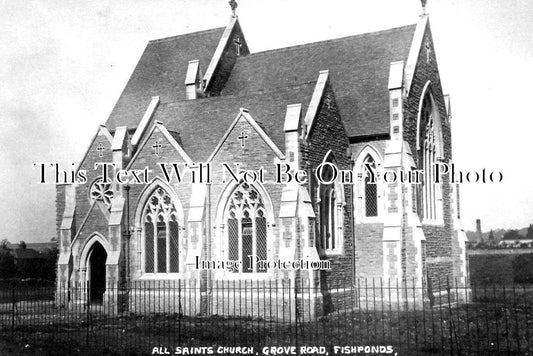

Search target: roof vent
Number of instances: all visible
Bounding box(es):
[185,60,204,100]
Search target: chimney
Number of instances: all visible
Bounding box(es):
[476,219,482,239]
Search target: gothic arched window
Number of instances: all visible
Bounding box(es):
[417,90,442,222]
[354,146,382,222]
[363,155,378,217]
[318,154,342,252]
[143,187,180,273]
[225,182,267,273]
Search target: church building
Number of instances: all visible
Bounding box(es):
[56,2,469,317]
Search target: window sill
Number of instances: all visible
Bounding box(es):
[360,216,381,224]
[139,273,185,280]
[216,272,272,281]
[318,248,343,256]
[422,219,444,227]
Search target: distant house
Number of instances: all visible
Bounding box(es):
[0,243,57,280]
[10,247,46,261]
[25,242,57,254]
[10,247,47,278]
[5,242,57,254]
[499,238,533,248]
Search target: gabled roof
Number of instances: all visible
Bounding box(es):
[151,84,315,162]
[106,27,225,129]
[127,121,193,170]
[208,108,285,162]
[104,22,417,155]
[223,25,416,137]
[11,248,46,260]
[4,242,57,253]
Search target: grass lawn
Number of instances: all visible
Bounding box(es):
[1,300,532,355]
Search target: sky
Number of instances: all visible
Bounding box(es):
[0,0,532,243]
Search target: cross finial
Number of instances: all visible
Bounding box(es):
[229,0,238,17]
[421,0,428,16]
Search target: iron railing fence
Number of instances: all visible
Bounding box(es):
[0,278,532,355]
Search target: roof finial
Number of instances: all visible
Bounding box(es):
[229,0,238,17]
[421,0,428,16]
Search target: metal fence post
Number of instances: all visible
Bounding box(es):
[11,281,15,340]
[86,280,90,348]
[446,277,454,356]
[294,278,298,353]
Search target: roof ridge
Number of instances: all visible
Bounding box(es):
[159,81,317,107]
[148,26,226,44]
[244,24,416,58]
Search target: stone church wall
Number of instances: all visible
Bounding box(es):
[76,134,114,204]
[73,133,115,242]
[349,140,386,281]
[354,223,384,279]
[55,16,467,317]
[56,185,66,237]
[301,83,354,302]
[208,117,284,279]
[127,129,194,280]
[402,26,456,286]
[207,24,248,96]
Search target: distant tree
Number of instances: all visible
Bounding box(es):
[0,251,16,278]
[503,229,521,241]
[18,240,26,250]
[42,247,59,281]
[527,224,533,239]
[0,239,9,250]
[488,230,495,241]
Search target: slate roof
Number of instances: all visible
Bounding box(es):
[106,27,226,129]
[223,25,416,136]
[105,23,417,156]
[152,83,315,162]
[10,248,46,260]
[5,242,56,252]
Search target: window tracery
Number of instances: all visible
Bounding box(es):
[143,187,180,273]
[226,183,267,273]
[417,91,442,222]
[89,178,113,209]
[363,155,378,217]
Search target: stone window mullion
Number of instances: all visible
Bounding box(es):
[166,216,170,274]
[153,220,158,273]
[142,187,180,275]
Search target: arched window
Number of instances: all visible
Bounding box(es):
[318,154,342,252]
[225,182,267,273]
[417,90,442,222]
[354,146,382,222]
[363,155,378,217]
[142,187,180,273]
[319,184,336,250]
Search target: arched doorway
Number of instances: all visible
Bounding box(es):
[88,242,107,304]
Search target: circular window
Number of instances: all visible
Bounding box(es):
[89,179,114,208]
